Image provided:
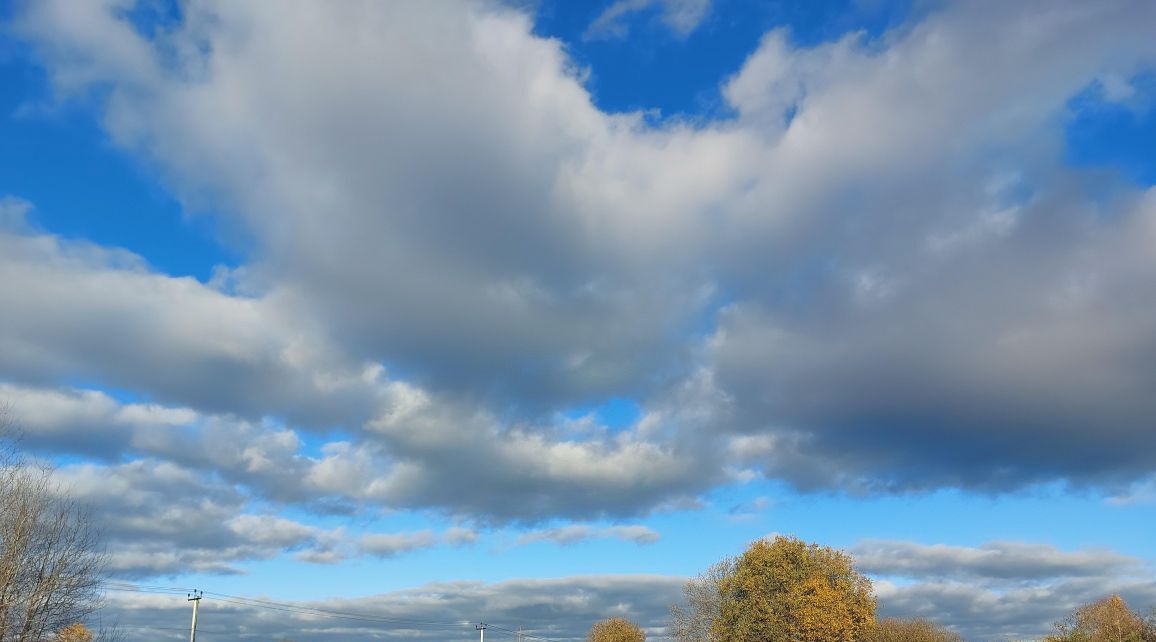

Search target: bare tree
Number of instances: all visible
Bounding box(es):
[1,416,105,642]
[668,557,734,642]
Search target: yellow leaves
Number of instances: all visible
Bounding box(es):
[788,576,870,642]
[712,535,876,642]
[1047,594,1156,642]
[53,623,94,642]
[587,617,646,642]
[866,617,963,642]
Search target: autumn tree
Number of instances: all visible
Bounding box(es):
[710,536,875,642]
[670,557,733,642]
[1046,594,1156,642]
[865,617,962,642]
[52,624,93,642]
[0,424,105,642]
[587,617,645,642]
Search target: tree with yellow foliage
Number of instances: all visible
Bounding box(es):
[710,536,875,642]
[587,617,645,642]
[1046,594,1156,642]
[53,624,93,642]
[865,617,962,642]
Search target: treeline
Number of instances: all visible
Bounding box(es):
[587,536,1156,642]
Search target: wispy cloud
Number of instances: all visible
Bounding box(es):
[584,0,712,40]
[517,524,661,546]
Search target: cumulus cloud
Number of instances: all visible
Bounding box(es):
[7,0,1156,515]
[0,220,385,429]
[516,524,661,546]
[16,0,719,410]
[444,527,481,547]
[2,379,714,524]
[359,531,439,558]
[2,382,339,508]
[51,460,343,577]
[0,196,33,231]
[357,384,716,523]
[43,455,499,576]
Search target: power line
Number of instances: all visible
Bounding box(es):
[101,582,572,641]
[202,591,473,629]
[485,624,561,642]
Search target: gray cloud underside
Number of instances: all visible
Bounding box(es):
[860,540,1156,640]
[95,539,1156,642]
[4,0,1156,524]
[0,388,671,576]
[0,368,714,525]
[855,540,1146,582]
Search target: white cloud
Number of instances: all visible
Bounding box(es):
[857,539,1156,639]
[359,531,439,558]
[444,527,480,547]
[0,223,386,429]
[584,0,711,41]
[0,196,32,232]
[855,540,1143,581]
[517,524,660,546]
[8,0,1156,511]
[50,460,344,577]
[3,378,713,522]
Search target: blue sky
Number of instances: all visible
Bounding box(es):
[2,0,1156,640]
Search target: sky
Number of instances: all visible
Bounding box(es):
[1,0,1155,640]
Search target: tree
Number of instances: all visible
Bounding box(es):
[587,617,645,642]
[1046,594,1156,642]
[52,624,93,642]
[670,558,733,642]
[865,617,962,642]
[0,423,105,642]
[709,536,875,642]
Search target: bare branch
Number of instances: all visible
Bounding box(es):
[1,411,107,642]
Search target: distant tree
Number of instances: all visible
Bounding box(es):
[1,419,105,642]
[669,557,733,642]
[1046,594,1156,642]
[587,617,645,642]
[865,617,962,642]
[52,624,93,642]
[710,536,876,642]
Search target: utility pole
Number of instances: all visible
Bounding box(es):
[187,589,202,642]
[476,622,487,642]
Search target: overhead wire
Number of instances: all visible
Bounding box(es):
[487,623,564,642]
[99,582,572,640]
[202,590,474,629]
